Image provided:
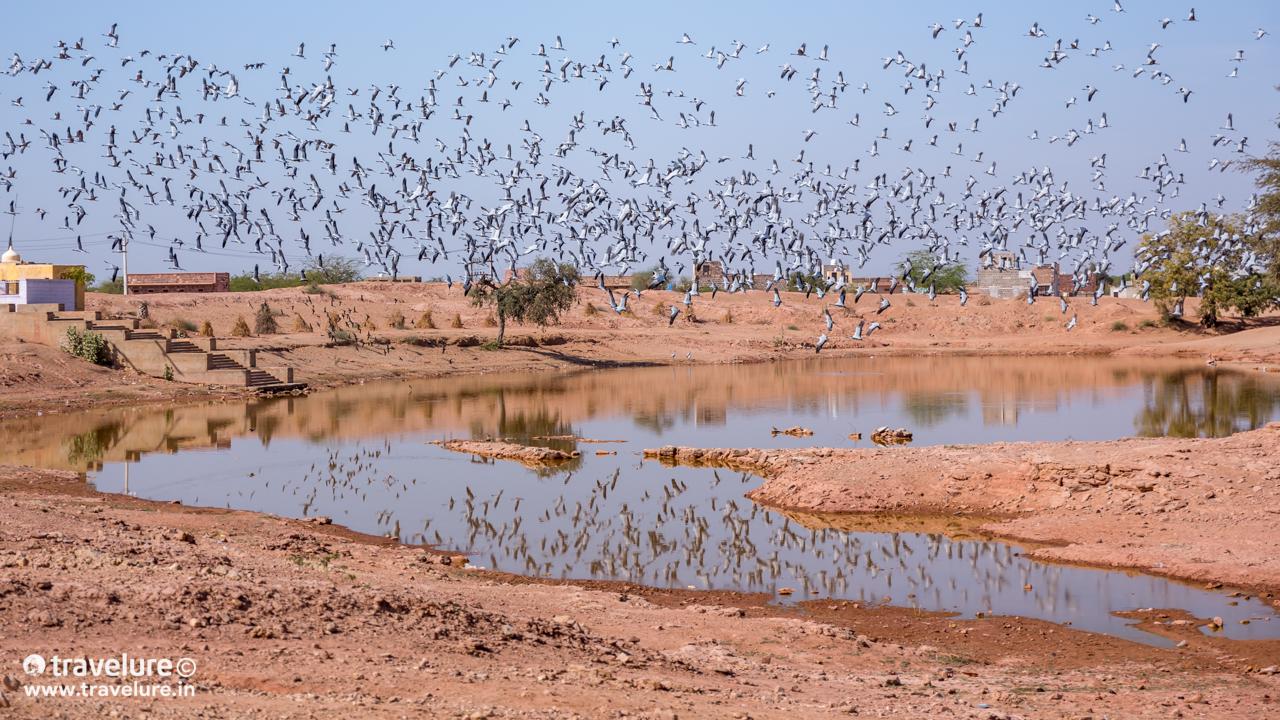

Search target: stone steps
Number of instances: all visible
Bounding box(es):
[0,305,301,389]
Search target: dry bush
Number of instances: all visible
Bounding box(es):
[977,296,992,306]
[415,308,436,329]
[199,320,214,337]
[327,311,341,328]
[722,309,734,324]
[482,312,498,327]
[450,313,464,329]
[621,308,638,319]
[650,301,668,317]
[137,318,157,329]
[583,302,600,317]
[230,315,252,337]
[291,315,312,333]
[254,302,278,335]
[387,309,406,329]
[685,306,698,323]
[360,318,377,331]
[166,318,197,332]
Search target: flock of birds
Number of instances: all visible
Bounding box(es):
[213,432,1101,608]
[0,7,1274,349]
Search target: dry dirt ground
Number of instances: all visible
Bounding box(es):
[619,424,1280,605]
[4,283,1278,418]
[0,464,1277,720]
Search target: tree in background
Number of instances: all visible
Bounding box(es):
[1235,91,1280,279]
[59,267,95,288]
[1136,211,1277,328]
[228,255,363,291]
[784,270,826,293]
[305,255,363,284]
[892,250,970,293]
[468,258,579,345]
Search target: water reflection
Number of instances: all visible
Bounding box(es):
[4,357,1277,474]
[1136,368,1280,438]
[1,356,1279,645]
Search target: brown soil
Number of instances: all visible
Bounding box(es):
[705,422,1280,604]
[4,284,1279,419]
[1,464,1277,719]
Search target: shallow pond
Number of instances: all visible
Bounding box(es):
[3,356,1279,645]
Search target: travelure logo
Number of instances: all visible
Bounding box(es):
[20,653,195,678]
[23,654,46,676]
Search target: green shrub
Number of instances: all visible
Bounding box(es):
[89,279,123,294]
[1139,319,1157,328]
[63,327,111,366]
[1111,321,1129,332]
[786,324,800,331]
[329,330,355,346]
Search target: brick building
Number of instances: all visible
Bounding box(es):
[976,253,1096,298]
[126,272,230,294]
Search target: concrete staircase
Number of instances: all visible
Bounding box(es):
[1,303,298,389]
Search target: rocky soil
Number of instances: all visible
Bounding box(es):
[0,464,1277,719]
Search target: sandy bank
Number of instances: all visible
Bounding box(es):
[0,464,1277,719]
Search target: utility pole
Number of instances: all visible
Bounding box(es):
[121,235,129,295]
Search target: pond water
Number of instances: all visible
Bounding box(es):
[3,356,1279,645]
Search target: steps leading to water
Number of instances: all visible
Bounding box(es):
[0,303,300,390]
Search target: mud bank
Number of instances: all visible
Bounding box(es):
[703,423,1280,602]
[1,464,1278,719]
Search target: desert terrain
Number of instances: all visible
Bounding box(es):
[0,462,1276,719]
[3,282,1279,419]
[1,283,1279,718]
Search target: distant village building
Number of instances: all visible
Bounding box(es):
[0,241,84,310]
[976,252,1096,299]
[126,272,230,295]
[695,261,725,288]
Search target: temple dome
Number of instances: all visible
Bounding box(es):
[0,242,19,263]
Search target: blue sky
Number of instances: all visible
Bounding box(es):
[0,0,1276,278]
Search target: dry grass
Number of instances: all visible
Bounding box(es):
[450,313,464,329]
[291,315,312,333]
[977,296,992,306]
[230,315,252,337]
[583,302,600,317]
[415,308,436,329]
[327,311,341,328]
[360,318,377,331]
[199,320,214,337]
[137,318,157,330]
[388,309,406,329]
[722,309,734,324]
[482,312,498,327]
[650,301,668,317]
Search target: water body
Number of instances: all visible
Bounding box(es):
[3,356,1279,645]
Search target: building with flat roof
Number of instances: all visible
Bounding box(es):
[0,240,85,310]
[125,272,230,294]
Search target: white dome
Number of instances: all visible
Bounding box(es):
[0,243,19,263]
